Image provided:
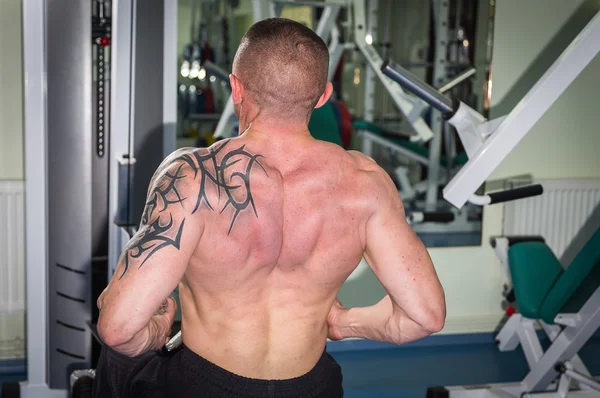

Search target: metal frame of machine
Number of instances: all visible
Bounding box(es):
[19,1,178,396]
[429,237,600,398]
[381,10,600,210]
[213,0,435,143]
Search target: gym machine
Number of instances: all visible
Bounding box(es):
[213,0,435,143]
[380,7,600,210]
[14,0,178,397]
[380,8,600,398]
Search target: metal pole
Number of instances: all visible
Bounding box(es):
[23,0,50,387]
[425,0,449,211]
[363,0,379,122]
[108,0,135,279]
[564,369,600,393]
[163,0,177,158]
[381,60,454,114]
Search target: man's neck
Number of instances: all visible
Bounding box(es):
[240,112,312,139]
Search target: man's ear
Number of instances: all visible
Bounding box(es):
[314,82,334,109]
[230,74,244,105]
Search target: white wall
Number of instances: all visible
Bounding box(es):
[433,0,600,333]
[0,0,24,180]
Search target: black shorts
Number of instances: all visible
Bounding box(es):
[92,344,344,398]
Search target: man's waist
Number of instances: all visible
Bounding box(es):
[178,343,339,385]
[181,330,329,380]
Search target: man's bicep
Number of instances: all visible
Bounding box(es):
[99,158,202,337]
[363,173,439,311]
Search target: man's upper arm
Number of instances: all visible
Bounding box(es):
[98,151,203,342]
[362,165,445,330]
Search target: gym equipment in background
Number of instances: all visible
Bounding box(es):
[213,0,436,143]
[17,0,179,396]
[380,9,600,210]
[428,226,600,398]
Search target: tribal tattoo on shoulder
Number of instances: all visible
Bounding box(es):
[119,140,268,279]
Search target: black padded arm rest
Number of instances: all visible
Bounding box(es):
[489,235,546,248]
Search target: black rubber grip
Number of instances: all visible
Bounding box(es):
[422,212,455,223]
[488,184,543,204]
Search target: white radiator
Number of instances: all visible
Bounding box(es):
[503,179,600,262]
[0,180,25,314]
[0,180,25,359]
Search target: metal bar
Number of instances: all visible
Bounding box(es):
[517,318,544,369]
[315,3,341,44]
[22,0,49,387]
[213,95,235,138]
[359,130,429,166]
[362,0,378,123]
[108,0,135,278]
[203,60,231,85]
[425,0,450,211]
[565,369,600,393]
[252,0,268,21]
[444,11,600,209]
[439,67,476,93]
[163,0,177,157]
[381,59,454,115]
[524,286,600,391]
[353,0,434,142]
[271,0,340,7]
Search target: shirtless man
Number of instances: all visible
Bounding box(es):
[94,18,445,397]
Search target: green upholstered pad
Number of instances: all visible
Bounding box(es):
[453,152,468,166]
[508,242,563,319]
[309,102,343,146]
[540,227,600,324]
[352,120,467,167]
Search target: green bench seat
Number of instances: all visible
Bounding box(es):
[508,226,600,324]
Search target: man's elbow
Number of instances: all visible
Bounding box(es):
[423,309,446,334]
[421,302,446,334]
[97,317,133,349]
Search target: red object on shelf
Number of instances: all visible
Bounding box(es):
[506,306,516,317]
[97,36,110,47]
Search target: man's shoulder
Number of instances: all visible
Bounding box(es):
[346,150,377,168]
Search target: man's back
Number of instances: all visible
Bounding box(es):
[179,132,376,379]
[96,18,444,398]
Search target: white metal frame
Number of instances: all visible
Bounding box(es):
[108,0,137,278]
[444,287,600,397]
[440,233,600,398]
[425,0,450,210]
[22,1,65,396]
[352,0,433,142]
[163,0,178,158]
[443,11,600,209]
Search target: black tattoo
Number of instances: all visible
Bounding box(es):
[118,140,267,279]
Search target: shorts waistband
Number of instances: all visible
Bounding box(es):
[179,345,337,396]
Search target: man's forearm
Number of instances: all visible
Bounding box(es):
[106,317,166,357]
[335,295,434,345]
[99,300,173,357]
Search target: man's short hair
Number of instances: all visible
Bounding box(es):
[232,18,329,121]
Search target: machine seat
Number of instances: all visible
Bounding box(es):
[540,227,600,324]
[508,242,563,319]
[508,226,600,324]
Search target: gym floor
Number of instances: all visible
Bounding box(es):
[2,333,600,398]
